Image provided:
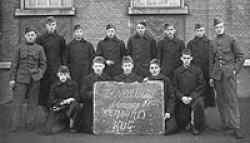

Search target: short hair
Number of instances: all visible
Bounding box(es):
[150,58,160,66]
[93,56,105,64]
[122,56,134,64]
[182,48,192,56]
[164,23,176,29]
[213,17,224,26]
[194,24,204,30]
[57,65,70,74]
[46,16,56,24]
[24,26,37,34]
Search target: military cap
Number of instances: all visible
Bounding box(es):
[182,48,192,56]
[163,23,176,29]
[58,65,70,73]
[122,56,134,64]
[73,24,83,31]
[194,24,204,29]
[46,16,56,24]
[93,56,105,64]
[138,21,147,27]
[24,26,37,34]
[213,17,224,26]
[150,58,160,66]
[106,24,116,30]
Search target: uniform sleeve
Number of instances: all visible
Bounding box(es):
[209,41,215,78]
[48,84,57,107]
[9,47,20,81]
[186,40,192,51]
[96,41,103,56]
[178,40,185,66]
[61,38,67,65]
[127,37,133,57]
[80,76,92,103]
[88,43,95,72]
[165,79,176,114]
[190,68,206,100]
[73,82,80,102]
[231,38,245,73]
[172,70,184,100]
[65,44,70,67]
[150,38,157,59]
[120,40,127,57]
[38,47,47,78]
[156,41,163,64]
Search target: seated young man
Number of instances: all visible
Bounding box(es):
[45,66,81,134]
[144,59,177,135]
[173,48,206,135]
[80,56,111,133]
[114,56,143,82]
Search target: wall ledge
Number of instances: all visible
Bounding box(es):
[0,62,11,69]
[128,6,189,15]
[15,8,76,16]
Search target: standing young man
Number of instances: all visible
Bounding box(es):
[210,18,245,139]
[66,24,95,87]
[96,24,126,78]
[127,22,157,77]
[157,23,185,80]
[187,24,215,107]
[37,16,66,108]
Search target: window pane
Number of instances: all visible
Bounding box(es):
[133,0,181,7]
[24,0,73,9]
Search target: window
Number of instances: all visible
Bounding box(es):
[24,0,73,9]
[15,0,75,16]
[132,0,181,8]
[129,0,188,15]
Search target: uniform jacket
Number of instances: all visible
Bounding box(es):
[173,65,206,101]
[127,33,157,77]
[80,73,111,103]
[147,74,175,114]
[187,36,212,81]
[157,36,185,79]
[36,32,66,78]
[96,36,127,77]
[66,39,95,86]
[209,33,245,80]
[10,43,47,84]
[49,79,79,107]
[114,73,143,83]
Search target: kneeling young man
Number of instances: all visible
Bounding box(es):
[45,66,81,134]
[144,59,177,134]
[114,56,143,82]
[80,56,111,133]
[173,49,206,135]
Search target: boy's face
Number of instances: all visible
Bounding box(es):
[181,54,193,67]
[57,72,69,83]
[150,63,160,76]
[215,23,224,35]
[195,27,206,38]
[164,25,176,39]
[92,63,105,75]
[74,29,84,40]
[24,31,37,43]
[46,22,57,33]
[106,28,116,39]
[122,62,134,75]
[135,24,146,36]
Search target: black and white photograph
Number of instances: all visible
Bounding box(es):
[0,0,250,142]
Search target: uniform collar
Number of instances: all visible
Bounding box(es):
[194,35,208,41]
[216,33,226,38]
[179,65,194,73]
[149,73,165,79]
[134,33,150,40]
[104,36,119,41]
[56,79,73,86]
[73,38,86,43]
[164,36,178,42]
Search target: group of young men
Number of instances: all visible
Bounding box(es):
[9,16,245,139]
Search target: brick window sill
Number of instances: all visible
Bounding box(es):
[0,62,11,69]
[15,8,76,16]
[128,6,189,15]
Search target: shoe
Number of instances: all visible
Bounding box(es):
[191,126,200,135]
[233,129,245,139]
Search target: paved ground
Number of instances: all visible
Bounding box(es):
[1,98,250,143]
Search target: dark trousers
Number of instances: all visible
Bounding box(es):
[11,81,40,129]
[79,101,93,133]
[45,101,81,133]
[175,97,205,131]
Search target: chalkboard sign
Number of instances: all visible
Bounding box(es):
[93,81,165,135]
